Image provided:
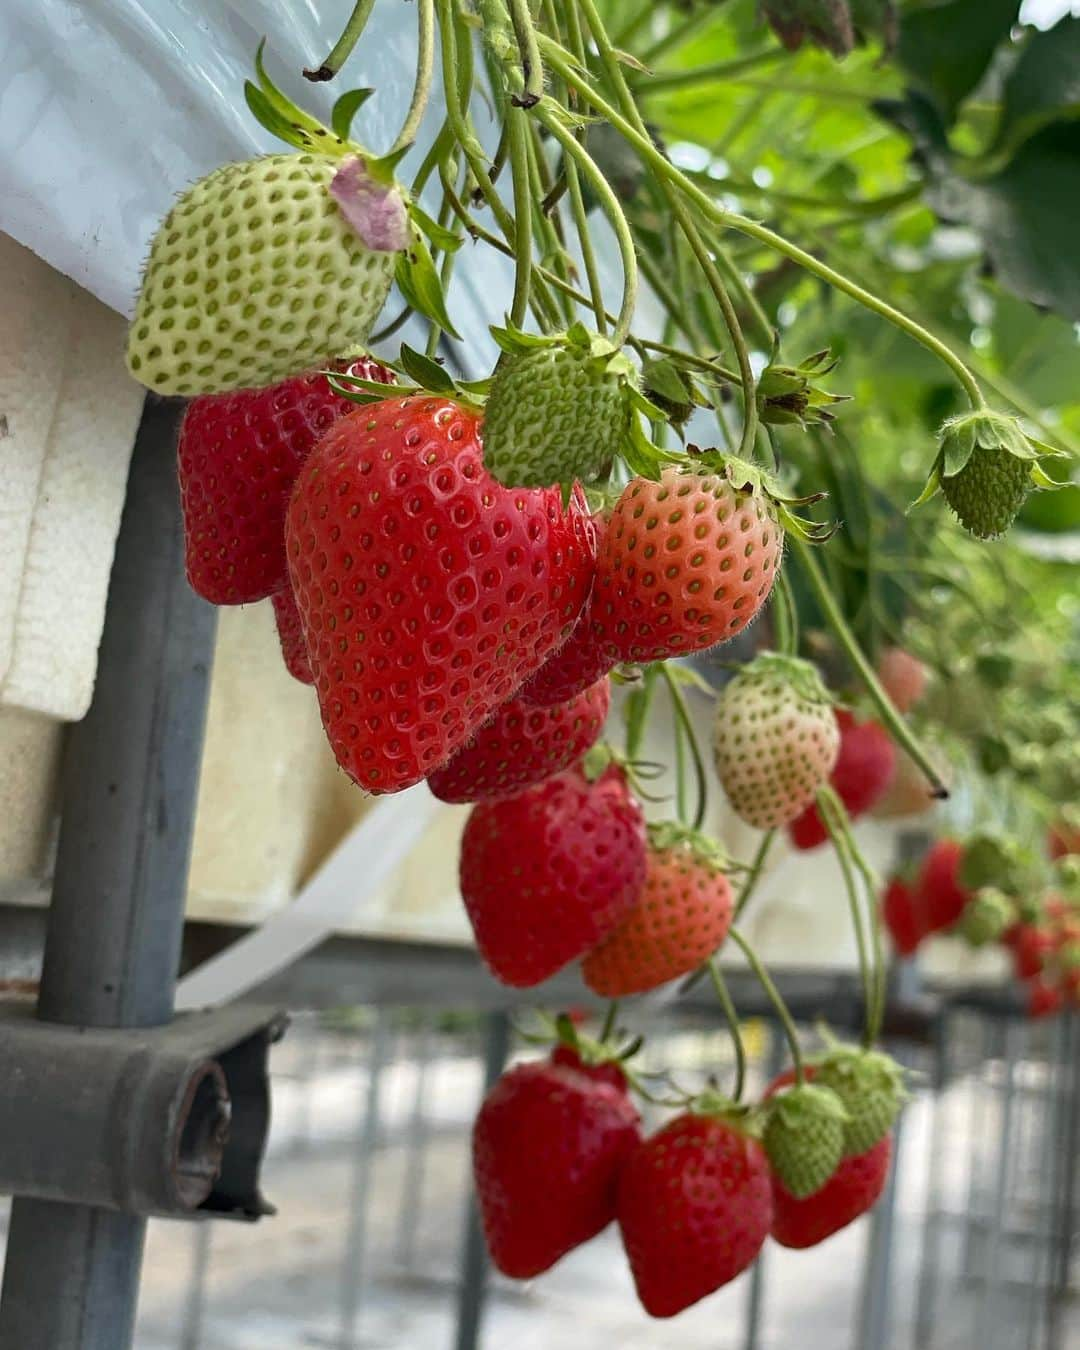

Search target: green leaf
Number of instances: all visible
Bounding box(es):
[398,344,457,394]
[331,87,375,142]
[244,82,310,150]
[409,203,463,253]
[394,230,462,340]
[255,40,330,141]
[897,0,1019,124]
[995,16,1080,158]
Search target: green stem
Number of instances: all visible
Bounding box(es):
[632,335,738,385]
[844,822,887,1046]
[790,535,948,798]
[635,47,787,95]
[561,0,608,334]
[303,0,377,81]
[729,928,804,1083]
[535,36,986,408]
[600,999,619,1043]
[817,786,877,1048]
[389,0,436,153]
[734,828,776,922]
[507,112,534,327]
[774,571,799,657]
[637,1,728,66]
[507,0,545,105]
[659,664,708,831]
[707,957,746,1101]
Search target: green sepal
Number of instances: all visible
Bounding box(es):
[489,322,559,355]
[646,821,733,873]
[409,203,463,253]
[398,344,456,395]
[367,142,413,184]
[395,227,461,340]
[248,41,346,155]
[331,87,375,142]
[910,463,943,510]
[324,370,412,404]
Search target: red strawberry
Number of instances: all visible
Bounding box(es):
[917,839,972,934]
[1012,924,1054,980]
[518,607,615,707]
[588,461,783,664]
[787,711,897,850]
[271,588,314,685]
[1026,977,1064,1019]
[178,356,394,604]
[551,1043,630,1093]
[582,831,733,997]
[616,1111,772,1317]
[286,396,596,793]
[473,1058,641,1279]
[459,764,646,987]
[428,677,610,803]
[765,1066,892,1249]
[882,875,924,957]
[876,646,927,714]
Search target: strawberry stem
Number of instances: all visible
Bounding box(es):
[659,663,708,831]
[707,957,746,1101]
[816,785,878,1048]
[729,928,805,1084]
[600,1000,619,1044]
[507,111,534,328]
[388,0,437,155]
[734,829,777,923]
[303,0,377,81]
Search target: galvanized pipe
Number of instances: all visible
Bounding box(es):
[0,398,217,1350]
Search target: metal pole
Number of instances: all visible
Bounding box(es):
[743,1023,785,1350]
[179,1224,212,1350]
[396,1017,434,1270]
[977,1018,1020,1350]
[915,1008,949,1348]
[0,398,216,1350]
[1048,1011,1079,1350]
[854,1071,905,1350]
[453,1012,511,1350]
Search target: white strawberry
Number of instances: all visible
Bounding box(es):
[712,652,839,829]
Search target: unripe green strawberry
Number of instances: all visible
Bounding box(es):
[763,1082,849,1199]
[958,888,1016,947]
[481,327,634,488]
[712,653,839,829]
[814,1046,906,1158]
[127,153,398,396]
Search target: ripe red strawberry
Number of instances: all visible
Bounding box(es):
[588,461,783,664]
[787,711,896,849]
[427,677,610,803]
[917,839,972,934]
[551,1043,631,1093]
[473,1057,641,1279]
[712,653,839,829]
[286,396,596,793]
[616,1110,772,1317]
[459,764,646,987]
[882,875,924,957]
[271,588,314,685]
[178,356,394,604]
[582,831,733,997]
[518,606,615,707]
[876,646,927,714]
[1011,924,1054,980]
[765,1066,892,1250]
[1026,977,1064,1019]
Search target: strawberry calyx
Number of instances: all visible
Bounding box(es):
[552,1012,642,1074]
[688,1088,763,1134]
[646,821,733,875]
[681,448,835,543]
[958,888,1016,947]
[730,651,837,709]
[756,344,851,429]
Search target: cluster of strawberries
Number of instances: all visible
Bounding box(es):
[883,834,1080,1018]
[474,1032,900,1317]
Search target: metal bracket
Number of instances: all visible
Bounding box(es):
[0,1003,285,1219]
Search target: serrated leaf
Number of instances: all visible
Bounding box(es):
[398,343,457,394]
[409,203,463,252]
[331,87,375,142]
[395,230,461,340]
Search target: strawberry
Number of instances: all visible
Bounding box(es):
[551,1043,631,1094]
[1049,818,1080,860]
[271,588,314,685]
[881,875,924,957]
[787,711,896,849]
[517,607,615,707]
[481,327,635,488]
[1026,977,1064,1020]
[870,747,944,820]
[916,838,972,934]
[813,1045,906,1158]
[957,888,1014,947]
[178,357,394,604]
[876,646,927,714]
[582,828,733,997]
[712,653,839,829]
[428,678,610,803]
[765,1066,892,1250]
[128,155,400,396]
[763,1081,848,1199]
[285,396,596,793]
[588,460,783,664]
[1011,924,1054,980]
[616,1109,773,1317]
[459,763,646,987]
[473,1057,641,1279]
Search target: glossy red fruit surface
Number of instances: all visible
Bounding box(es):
[271,587,314,685]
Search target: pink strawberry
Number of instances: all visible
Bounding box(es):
[473,1056,641,1278]
[616,1110,773,1317]
[271,588,314,685]
[427,677,610,803]
[876,646,927,714]
[459,763,647,987]
[178,356,394,604]
[587,460,783,664]
[787,710,896,849]
[285,396,596,793]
